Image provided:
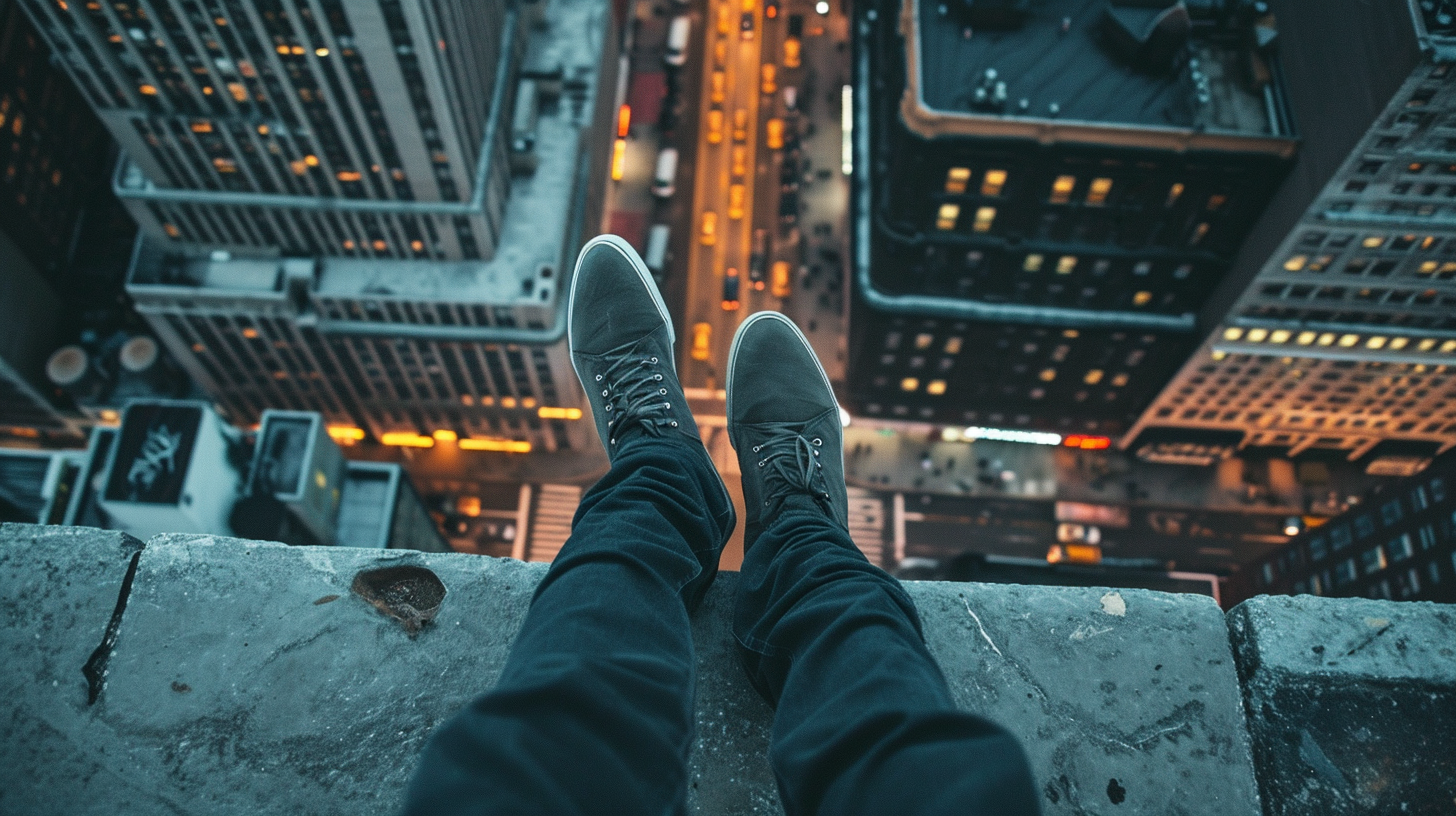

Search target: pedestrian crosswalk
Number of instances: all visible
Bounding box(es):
[846,487,887,568]
[525,484,582,563]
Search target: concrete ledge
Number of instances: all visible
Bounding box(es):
[1228,595,1456,816]
[0,523,1448,815]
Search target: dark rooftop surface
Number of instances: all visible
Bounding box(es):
[913,0,1277,136]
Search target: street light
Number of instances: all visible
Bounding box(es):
[815,0,829,14]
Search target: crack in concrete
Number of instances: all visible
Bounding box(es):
[82,548,143,705]
[960,595,1003,657]
[1344,622,1392,657]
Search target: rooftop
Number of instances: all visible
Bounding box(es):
[901,0,1294,149]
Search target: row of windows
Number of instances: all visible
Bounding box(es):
[937,167,1229,213]
[1256,281,1455,308]
[1220,326,1456,353]
[932,201,1216,249]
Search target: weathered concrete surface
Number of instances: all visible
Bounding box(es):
[0,524,1276,816]
[1228,595,1456,816]
[0,523,145,816]
[914,583,1261,816]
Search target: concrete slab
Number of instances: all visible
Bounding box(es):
[911,582,1262,816]
[0,523,145,816]
[1228,594,1456,816]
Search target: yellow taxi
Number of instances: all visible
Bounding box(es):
[731,145,748,177]
[700,211,718,245]
[732,108,749,142]
[717,3,732,34]
[783,37,801,68]
[711,70,726,104]
[706,109,724,144]
[728,184,746,219]
[765,117,784,149]
[760,63,777,94]
[714,38,727,68]
[771,261,792,298]
[691,322,712,361]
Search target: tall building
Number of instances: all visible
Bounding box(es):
[117,0,615,453]
[1126,3,1456,464]
[848,0,1298,437]
[18,0,523,261]
[1228,450,1456,605]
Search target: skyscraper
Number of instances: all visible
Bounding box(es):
[849,0,1297,437]
[1125,3,1456,464]
[22,0,619,454]
[19,0,519,261]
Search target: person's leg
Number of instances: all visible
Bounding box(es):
[726,313,1039,816]
[403,236,734,816]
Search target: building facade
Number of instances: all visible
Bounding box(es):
[18,0,523,261]
[1126,3,1456,463]
[1231,450,1456,605]
[122,0,615,453]
[848,0,1298,436]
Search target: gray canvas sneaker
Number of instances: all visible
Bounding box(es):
[727,311,848,551]
[568,234,704,457]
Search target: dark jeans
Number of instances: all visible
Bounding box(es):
[403,436,1039,816]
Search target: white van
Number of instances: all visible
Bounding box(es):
[651,147,679,198]
[664,16,691,67]
[645,225,671,273]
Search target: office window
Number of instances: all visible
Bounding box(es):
[900,377,919,392]
[1022,254,1044,272]
[1430,477,1445,502]
[1353,514,1375,540]
[1381,499,1404,526]
[1261,562,1276,585]
[1419,524,1438,550]
[936,203,959,230]
[1086,177,1112,206]
[1361,546,1387,575]
[1165,182,1184,207]
[1334,558,1358,586]
[1056,255,1077,274]
[973,206,996,232]
[1307,535,1327,561]
[981,169,1007,196]
[1389,533,1414,562]
[944,167,970,194]
[1330,523,1353,550]
[1049,175,1075,204]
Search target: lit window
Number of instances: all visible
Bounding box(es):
[1361,235,1384,248]
[1056,255,1077,274]
[1133,291,1152,306]
[1084,369,1104,384]
[944,167,970,194]
[336,170,362,182]
[900,377,920,392]
[1086,177,1112,206]
[1111,373,1130,387]
[276,44,291,55]
[1389,337,1409,350]
[1023,254,1044,272]
[1049,175,1076,204]
[212,157,237,172]
[1420,235,1438,250]
[257,124,270,135]
[163,223,181,238]
[973,206,996,232]
[1366,336,1387,349]
[228,82,247,101]
[927,380,947,395]
[1190,223,1210,245]
[241,327,259,339]
[944,337,963,354]
[1223,327,1243,341]
[1443,340,1456,352]
[291,45,305,55]
[936,203,960,230]
[1338,334,1360,347]
[1247,328,1269,342]
[1317,333,1336,346]
[1039,368,1057,382]
[315,47,329,57]
[304,154,320,166]
[290,160,308,175]
[1296,331,1316,345]
[1419,260,1439,274]
[1419,338,1437,351]
[1211,350,1227,361]
[915,333,934,350]
[1206,194,1227,211]
[1283,255,1306,271]
[1165,182,1184,207]
[1270,330,1291,343]
[410,240,425,252]
[372,240,387,251]
[191,121,213,133]
[981,169,1007,196]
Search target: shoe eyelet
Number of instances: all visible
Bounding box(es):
[595,374,602,381]
[650,356,658,363]
[813,450,819,456]
[752,445,760,452]
[605,405,613,412]
[664,402,670,409]
[812,438,822,446]
[609,438,616,445]
[670,421,678,427]
[654,374,663,381]
[659,388,667,395]
[601,389,609,397]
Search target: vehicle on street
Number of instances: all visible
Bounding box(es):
[749,229,769,288]
[700,211,718,245]
[710,70,726,104]
[706,108,724,144]
[722,268,741,310]
[771,260,792,298]
[732,108,749,142]
[741,11,754,40]
[731,145,748,177]
[645,225,671,274]
[760,63,777,94]
[783,36,801,68]
[765,117,784,150]
[783,85,797,110]
[778,190,798,226]
[665,16,691,67]
[713,37,727,68]
[717,3,732,34]
[728,183,746,219]
[651,147,678,198]
[1056,523,1102,546]
[691,322,712,360]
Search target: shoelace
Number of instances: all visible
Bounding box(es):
[592,353,680,447]
[751,430,832,518]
